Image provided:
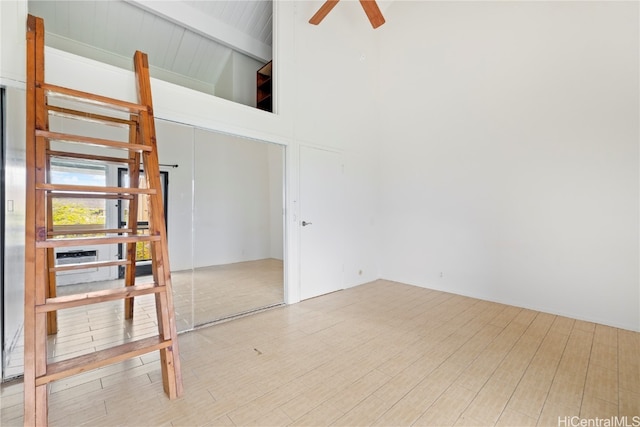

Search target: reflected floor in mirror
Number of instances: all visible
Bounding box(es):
[2,258,284,378]
[187,258,284,327]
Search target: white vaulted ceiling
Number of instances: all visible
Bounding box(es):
[28,0,273,94]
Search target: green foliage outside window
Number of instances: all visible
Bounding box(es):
[52,200,151,261]
[136,242,151,261]
[52,201,105,225]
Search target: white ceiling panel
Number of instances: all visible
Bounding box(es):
[68,2,95,42]
[172,31,203,75]
[129,1,271,61]
[102,2,122,52]
[151,16,183,69]
[187,0,272,47]
[28,0,272,94]
[53,1,70,33]
[90,2,110,46]
[114,5,147,54]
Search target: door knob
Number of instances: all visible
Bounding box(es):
[302,221,312,226]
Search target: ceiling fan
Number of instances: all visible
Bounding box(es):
[309,0,386,29]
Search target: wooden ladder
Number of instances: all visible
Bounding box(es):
[24,14,183,426]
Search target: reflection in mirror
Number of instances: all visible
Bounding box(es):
[2,87,27,380]
[0,100,284,378]
[154,120,196,333]
[192,129,285,325]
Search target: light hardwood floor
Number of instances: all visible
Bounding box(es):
[1,280,638,426]
[1,259,284,387]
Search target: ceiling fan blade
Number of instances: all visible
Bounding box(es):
[359,0,385,28]
[309,0,341,25]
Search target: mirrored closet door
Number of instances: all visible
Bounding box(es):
[192,129,285,325]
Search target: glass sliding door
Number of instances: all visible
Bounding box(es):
[117,168,168,278]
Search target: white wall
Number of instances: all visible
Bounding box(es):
[291,1,381,288]
[156,120,195,272]
[215,53,234,103]
[232,51,264,108]
[268,144,284,260]
[378,1,639,331]
[193,129,283,267]
[214,51,264,108]
[0,0,26,87]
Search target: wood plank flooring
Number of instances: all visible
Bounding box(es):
[1,259,284,379]
[1,280,638,426]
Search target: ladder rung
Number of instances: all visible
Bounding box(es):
[36,130,152,152]
[50,259,132,272]
[47,105,137,127]
[42,83,147,113]
[48,149,135,165]
[38,183,156,195]
[49,192,135,200]
[37,234,161,248]
[37,282,163,313]
[48,227,133,236]
[36,335,172,386]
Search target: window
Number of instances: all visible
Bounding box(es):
[50,161,107,232]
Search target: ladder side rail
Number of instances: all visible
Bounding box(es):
[45,85,58,335]
[139,80,178,399]
[24,14,39,427]
[134,50,183,398]
[45,195,57,336]
[35,37,51,400]
[24,14,50,427]
[34,14,51,425]
[125,117,141,318]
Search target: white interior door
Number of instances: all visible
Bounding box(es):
[299,146,344,300]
